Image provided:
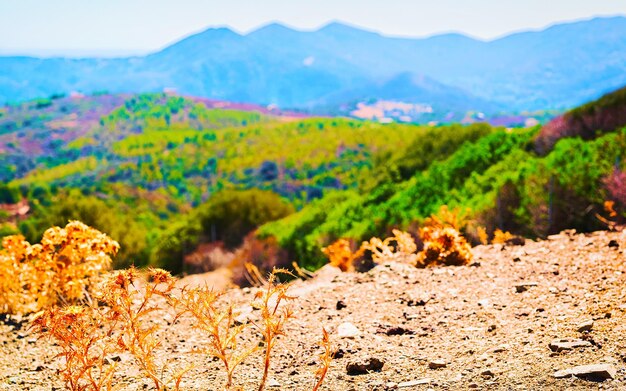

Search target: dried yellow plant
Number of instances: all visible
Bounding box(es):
[312,328,333,391]
[31,305,118,391]
[251,269,296,391]
[417,225,472,267]
[423,205,469,231]
[97,267,187,391]
[361,229,417,264]
[321,239,363,272]
[0,221,118,314]
[476,226,489,245]
[173,286,256,390]
[491,229,514,244]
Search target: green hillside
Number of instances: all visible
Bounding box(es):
[2,88,625,273]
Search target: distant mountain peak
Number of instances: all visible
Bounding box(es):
[317,21,377,36]
[251,22,294,33]
[196,26,241,38]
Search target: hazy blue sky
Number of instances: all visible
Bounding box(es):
[1,0,624,56]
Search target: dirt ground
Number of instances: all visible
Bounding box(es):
[1,229,626,390]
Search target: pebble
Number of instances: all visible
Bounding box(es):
[234,306,253,324]
[346,356,384,375]
[267,378,281,387]
[398,378,432,387]
[481,369,495,378]
[576,320,594,332]
[428,359,447,369]
[337,322,361,338]
[492,344,508,353]
[553,363,616,381]
[515,282,538,293]
[548,338,592,352]
[385,382,398,390]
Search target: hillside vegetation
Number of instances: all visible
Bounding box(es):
[1,86,626,274]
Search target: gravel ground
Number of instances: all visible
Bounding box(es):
[1,229,626,390]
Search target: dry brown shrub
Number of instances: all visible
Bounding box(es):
[31,305,118,391]
[0,221,118,315]
[172,286,256,390]
[230,234,289,286]
[416,225,473,267]
[312,328,333,391]
[22,222,331,391]
[491,229,514,244]
[251,269,296,391]
[476,226,489,245]
[97,267,187,391]
[423,205,470,231]
[184,242,235,273]
[321,239,363,271]
[361,229,417,264]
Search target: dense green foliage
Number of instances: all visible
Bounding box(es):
[3,89,626,273]
[260,124,626,269]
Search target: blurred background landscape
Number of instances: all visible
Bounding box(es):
[1,1,626,279]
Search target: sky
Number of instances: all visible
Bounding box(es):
[1,0,625,56]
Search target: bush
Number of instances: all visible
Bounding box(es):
[0,221,118,314]
[152,189,294,273]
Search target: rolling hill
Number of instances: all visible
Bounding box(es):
[1,16,625,113]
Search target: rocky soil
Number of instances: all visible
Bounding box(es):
[2,229,626,390]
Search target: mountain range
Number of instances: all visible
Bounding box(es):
[1,16,626,113]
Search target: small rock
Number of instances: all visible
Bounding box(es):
[337,322,361,339]
[506,237,525,246]
[398,378,432,387]
[481,369,495,378]
[336,300,347,310]
[577,320,594,333]
[385,382,398,390]
[234,306,253,325]
[608,240,619,249]
[553,363,616,381]
[478,299,490,307]
[515,282,538,293]
[104,356,123,365]
[492,344,508,353]
[549,338,592,352]
[267,378,281,387]
[487,324,497,332]
[428,359,447,369]
[346,357,384,375]
[376,325,414,336]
